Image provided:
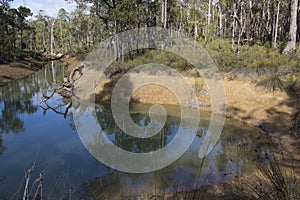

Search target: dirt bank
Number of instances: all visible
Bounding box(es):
[0,64,35,84]
[94,72,293,130]
[0,54,83,84]
[0,54,71,84]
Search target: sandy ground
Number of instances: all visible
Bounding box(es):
[94,73,294,129]
[0,64,36,83]
[63,56,83,72]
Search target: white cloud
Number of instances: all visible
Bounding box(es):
[10,0,76,17]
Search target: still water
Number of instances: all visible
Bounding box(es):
[0,62,270,199]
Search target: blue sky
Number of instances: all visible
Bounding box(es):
[10,0,77,17]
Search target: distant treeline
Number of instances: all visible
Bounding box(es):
[0,0,300,61]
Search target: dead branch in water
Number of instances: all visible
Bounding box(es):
[69,64,84,83]
[41,64,85,103]
[21,157,38,200]
[40,101,72,118]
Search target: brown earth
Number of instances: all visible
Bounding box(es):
[0,54,68,84]
[62,56,83,72]
[94,73,293,131]
[0,55,80,84]
[0,64,35,83]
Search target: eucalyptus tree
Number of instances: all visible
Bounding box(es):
[49,18,55,54]
[16,6,31,49]
[57,8,68,54]
[283,0,298,53]
[35,10,49,52]
[0,1,32,60]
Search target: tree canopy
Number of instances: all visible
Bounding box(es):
[1,0,300,60]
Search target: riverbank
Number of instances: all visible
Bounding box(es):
[94,71,293,129]
[0,53,67,85]
[64,58,299,174]
[93,70,299,176]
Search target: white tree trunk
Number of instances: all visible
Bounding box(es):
[50,20,55,54]
[51,61,56,83]
[273,0,281,49]
[231,3,237,51]
[218,3,223,37]
[194,14,198,50]
[60,20,64,54]
[163,0,167,28]
[208,0,211,25]
[161,0,164,27]
[283,0,298,53]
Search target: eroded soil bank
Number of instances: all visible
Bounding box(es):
[0,53,66,84]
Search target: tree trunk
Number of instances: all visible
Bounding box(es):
[283,0,298,53]
[161,0,164,27]
[51,61,56,83]
[231,3,237,51]
[60,19,64,54]
[161,0,167,29]
[273,0,281,49]
[208,0,211,25]
[164,0,167,28]
[42,27,45,52]
[179,5,183,32]
[218,3,223,37]
[50,20,55,54]
[194,14,198,50]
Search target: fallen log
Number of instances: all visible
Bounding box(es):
[42,53,65,61]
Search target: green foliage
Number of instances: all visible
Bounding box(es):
[206,40,238,72]
[106,49,194,77]
[0,2,33,61]
[206,40,290,75]
[257,74,284,92]
[291,110,300,136]
[284,76,300,97]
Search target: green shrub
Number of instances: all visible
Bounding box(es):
[105,49,194,76]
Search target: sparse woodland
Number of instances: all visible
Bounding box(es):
[1,0,300,132]
[1,0,300,57]
[1,0,300,123]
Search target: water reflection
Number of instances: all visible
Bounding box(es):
[75,103,270,199]
[0,138,5,156]
[0,61,67,148]
[0,63,271,199]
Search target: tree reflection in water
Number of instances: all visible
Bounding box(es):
[0,62,273,199]
[0,62,67,154]
[76,104,271,199]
